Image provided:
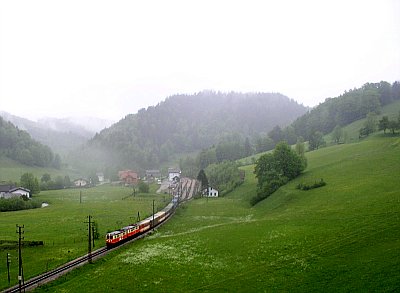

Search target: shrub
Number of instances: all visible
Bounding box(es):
[0,197,42,212]
[296,179,327,191]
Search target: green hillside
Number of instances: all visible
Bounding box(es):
[324,99,400,144]
[36,134,400,292]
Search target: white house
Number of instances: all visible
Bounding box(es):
[0,185,31,199]
[10,187,31,198]
[206,187,219,197]
[168,168,181,182]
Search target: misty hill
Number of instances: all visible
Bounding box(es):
[0,112,113,155]
[74,91,307,172]
[0,116,61,168]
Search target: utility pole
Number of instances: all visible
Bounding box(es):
[92,224,95,248]
[79,182,82,204]
[152,200,155,228]
[6,253,11,285]
[16,224,24,292]
[84,216,92,263]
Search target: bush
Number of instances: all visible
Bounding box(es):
[296,179,327,191]
[138,181,149,193]
[0,197,42,212]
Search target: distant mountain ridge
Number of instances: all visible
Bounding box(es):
[0,112,114,155]
[75,91,307,172]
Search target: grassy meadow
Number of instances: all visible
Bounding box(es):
[33,134,400,292]
[0,185,167,290]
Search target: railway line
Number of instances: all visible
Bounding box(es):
[2,179,199,292]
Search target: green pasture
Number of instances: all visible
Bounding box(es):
[0,184,167,290]
[34,135,400,292]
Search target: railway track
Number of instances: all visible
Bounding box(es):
[2,246,108,293]
[2,198,180,293]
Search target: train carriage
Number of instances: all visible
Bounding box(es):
[106,196,179,249]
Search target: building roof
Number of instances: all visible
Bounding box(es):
[168,168,181,173]
[0,185,16,192]
[10,187,31,193]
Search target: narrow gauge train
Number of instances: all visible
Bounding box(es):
[106,196,178,249]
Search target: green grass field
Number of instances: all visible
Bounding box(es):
[31,134,400,292]
[0,185,167,290]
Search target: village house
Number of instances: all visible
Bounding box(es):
[205,187,219,197]
[118,170,139,185]
[168,168,181,182]
[0,185,31,199]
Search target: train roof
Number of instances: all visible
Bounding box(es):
[121,225,137,230]
[106,230,122,236]
[154,211,165,217]
[138,218,151,225]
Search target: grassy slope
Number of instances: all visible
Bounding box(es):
[35,135,400,292]
[0,185,166,290]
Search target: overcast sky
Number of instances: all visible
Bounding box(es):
[1,0,399,121]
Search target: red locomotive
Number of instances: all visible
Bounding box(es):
[106,197,178,248]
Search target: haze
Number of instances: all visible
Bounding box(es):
[1,0,399,121]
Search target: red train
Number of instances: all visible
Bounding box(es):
[106,196,178,248]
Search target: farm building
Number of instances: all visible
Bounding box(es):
[118,170,139,185]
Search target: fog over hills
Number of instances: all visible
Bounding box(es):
[70,91,308,173]
[0,111,114,155]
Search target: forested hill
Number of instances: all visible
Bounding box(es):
[0,116,61,168]
[291,81,400,141]
[81,91,307,171]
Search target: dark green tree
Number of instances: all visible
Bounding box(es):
[253,142,305,205]
[197,169,209,192]
[20,173,40,195]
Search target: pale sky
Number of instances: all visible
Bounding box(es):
[1,0,399,121]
